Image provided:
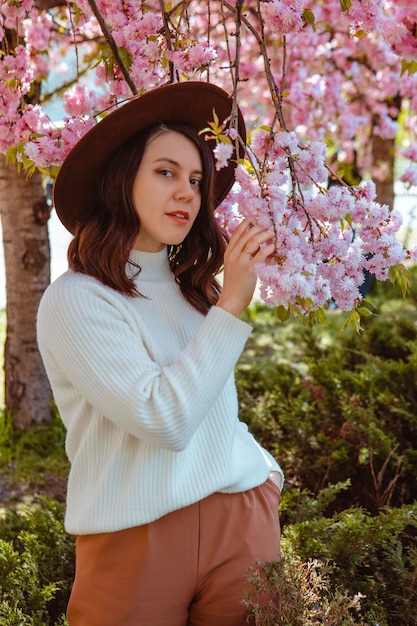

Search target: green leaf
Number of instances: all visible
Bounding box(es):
[276,305,291,323]
[362,297,378,313]
[315,306,327,324]
[389,264,412,297]
[352,29,367,39]
[218,133,232,144]
[340,309,363,334]
[302,8,316,30]
[401,59,417,76]
[212,108,220,129]
[340,0,352,12]
[356,306,375,318]
[118,46,132,70]
[236,158,254,173]
[304,306,327,326]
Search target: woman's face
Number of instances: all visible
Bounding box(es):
[132,130,203,252]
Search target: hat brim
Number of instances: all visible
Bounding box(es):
[53,81,246,234]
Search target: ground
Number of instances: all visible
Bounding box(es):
[0,469,67,509]
[0,439,69,511]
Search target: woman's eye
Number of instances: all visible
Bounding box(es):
[190,178,202,188]
[159,169,173,177]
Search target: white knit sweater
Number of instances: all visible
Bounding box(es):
[37,247,283,535]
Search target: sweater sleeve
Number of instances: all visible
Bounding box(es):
[37,273,252,452]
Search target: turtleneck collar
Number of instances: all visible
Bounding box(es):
[127,247,173,282]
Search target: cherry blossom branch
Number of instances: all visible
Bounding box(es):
[86,0,138,95]
[219,1,236,84]
[159,0,176,83]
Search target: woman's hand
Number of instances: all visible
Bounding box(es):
[216,219,275,318]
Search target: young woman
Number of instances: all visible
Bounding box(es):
[37,81,283,626]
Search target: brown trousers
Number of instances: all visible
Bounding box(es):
[67,479,281,626]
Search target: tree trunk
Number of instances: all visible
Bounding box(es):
[371,134,395,209]
[0,156,52,430]
[371,95,401,210]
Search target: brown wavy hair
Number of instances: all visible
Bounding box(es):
[67,121,227,314]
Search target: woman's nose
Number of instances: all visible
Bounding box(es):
[174,178,194,201]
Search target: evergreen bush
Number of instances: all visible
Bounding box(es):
[237,269,417,624]
[238,270,417,515]
[0,498,73,625]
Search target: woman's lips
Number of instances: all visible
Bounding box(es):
[166,211,189,224]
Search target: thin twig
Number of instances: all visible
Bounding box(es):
[159,0,175,83]
[86,0,138,95]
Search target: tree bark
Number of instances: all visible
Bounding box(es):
[372,134,395,209]
[371,95,401,210]
[0,156,53,429]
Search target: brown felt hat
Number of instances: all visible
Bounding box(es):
[53,81,246,234]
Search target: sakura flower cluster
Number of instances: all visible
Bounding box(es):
[215,128,411,313]
[0,0,416,317]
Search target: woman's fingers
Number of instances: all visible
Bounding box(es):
[217,220,275,318]
[240,228,275,260]
[226,220,275,259]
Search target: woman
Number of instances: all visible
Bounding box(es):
[37,81,283,626]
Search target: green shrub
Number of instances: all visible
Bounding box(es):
[244,555,366,625]
[244,489,417,625]
[238,273,417,515]
[0,498,73,626]
[282,499,417,624]
[238,271,417,624]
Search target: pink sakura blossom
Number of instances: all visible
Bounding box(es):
[356,180,377,202]
[215,122,409,313]
[19,104,50,135]
[0,118,18,154]
[22,113,96,168]
[265,165,289,195]
[122,12,162,41]
[24,136,57,168]
[0,0,33,30]
[0,0,416,318]
[226,128,239,141]
[260,0,308,36]
[382,3,417,60]
[165,43,217,75]
[129,42,165,90]
[64,84,97,118]
[400,169,417,189]
[59,117,96,156]
[352,197,390,228]
[0,83,22,117]
[214,195,241,236]
[373,114,398,141]
[275,131,299,155]
[407,248,417,262]
[402,146,417,161]
[213,142,233,171]
[306,187,355,223]
[0,44,33,95]
[293,141,328,185]
[22,10,51,52]
[347,0,384,34]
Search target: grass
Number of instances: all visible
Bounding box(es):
[0,409,69,510]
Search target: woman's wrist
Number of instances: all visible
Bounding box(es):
[215,297,244,319]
